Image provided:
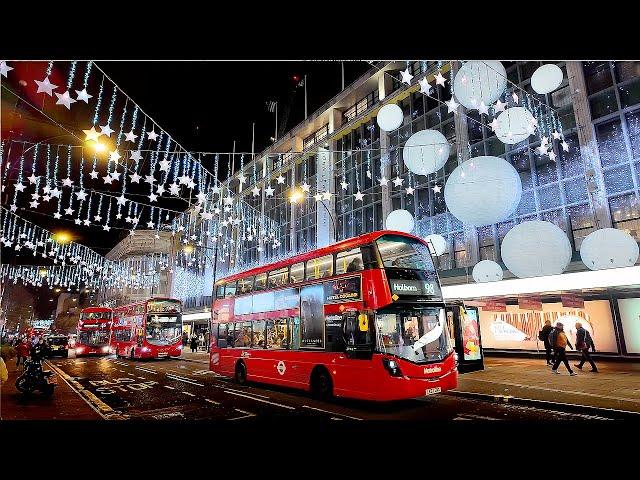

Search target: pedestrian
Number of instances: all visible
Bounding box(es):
[182,331,189,347]
[204,330,210,353]
[538,319,555,366]
[574,322,598,373]
[190,335,197,353]
[16,338,30,368]
[550,322,577,376]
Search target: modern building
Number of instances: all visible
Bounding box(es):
[215,60,640,358]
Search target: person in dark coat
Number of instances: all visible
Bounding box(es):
[574,322,598,372]
[551,322,576,376]
[539,320,554,365]
[190,335,198,353]
[16,338,30,367]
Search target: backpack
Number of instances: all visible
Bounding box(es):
[538,330,546,341]
[547,328,558,348]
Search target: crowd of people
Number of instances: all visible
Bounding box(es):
[538,320,598,375]
[182,330,210,353]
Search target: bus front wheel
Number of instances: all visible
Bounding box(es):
[311,367,333,400]
[235,361,247,385]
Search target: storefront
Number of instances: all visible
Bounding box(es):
[442,266,640,358]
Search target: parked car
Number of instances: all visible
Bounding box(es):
[44,335,69,358]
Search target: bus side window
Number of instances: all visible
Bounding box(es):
[290,262,304,284]
[215,284,225,299]
[217,324,228,348]
[252,320,266,348]
[289,317,301,350]
[225,282,237,298]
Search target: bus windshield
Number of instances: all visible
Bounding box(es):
[376,235,435,271]
[78,330,110,347]
[146,314,182,346]
[375,306,452,363]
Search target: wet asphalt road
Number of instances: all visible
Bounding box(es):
[47,355,616,421]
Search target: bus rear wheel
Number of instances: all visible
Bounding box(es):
[310,367,333,400]
[235,361,247,385]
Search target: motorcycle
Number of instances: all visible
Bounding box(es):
[15,358,57,397]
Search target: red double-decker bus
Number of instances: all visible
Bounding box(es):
[209,231,457,401]
[76,307,113,356]
[110,298,183,360]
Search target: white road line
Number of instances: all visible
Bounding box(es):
[137,376,146,380]
[228,408,257,420]
[182,391,196,397]
[163,385,176,390]
[127,373,136,376]
[457,413,501,421]
[223,387,269,399]
[118,369,125,372]
[205,398,221,405]
[301,405,363,421]
[135,367,157,374]
[223,390,296,410]
[166,374,204,387]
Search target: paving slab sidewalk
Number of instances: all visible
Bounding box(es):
[450,357,640,415]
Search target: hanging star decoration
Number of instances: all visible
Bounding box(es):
[103,174,113,184]
[53,212,61,219]
[393,177,404,187]
[561,141,569,152]
[145,174,156,185]
[30,200,40,208]
[129,172,141,183]
[54,90,76,110]
[494,99,506,113]
[83,126,102,142]
[313,193,322,201]
[406,186,415,195]
[300,182,310,193]
[109,150,121,163]
[62,177,74,187]
[478,102,489,116]
[75,88,92,103]
[445,97,459,114]
[340,180,349,190]
[117,194,127,206]
[379,176,389,186]
[100,124,115,137]
[89,169,99,180]
[419,77,432,95]
[0,61,13,77]
[28,173,37,184]
[276,175,285,184]
[65,207,74,216]
[124,130,138,143]
[549,151,557,161]
[130,150,143,162]
[50,187,61,198]
[75,189,87,201]
[15,183,26,193]
[109,170,121,181]
[252,186,260,197]
[147,129,159,141]
[34,76,58,96]
[400,67,413,85]
[103,225,111,231]
[159,159,171,172]
[552,131,562,140]
[434,71,446,87]
[354,190,364,202]
[265,185,275,197]
[169,183,180,195]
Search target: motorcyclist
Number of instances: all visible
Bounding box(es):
[30,336,49,361]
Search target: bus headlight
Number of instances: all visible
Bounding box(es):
[382,358,403,377]
[177,345,183,350]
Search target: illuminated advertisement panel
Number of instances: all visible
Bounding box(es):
[618,298,640,354]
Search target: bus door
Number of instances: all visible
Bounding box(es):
[342,310,374,360]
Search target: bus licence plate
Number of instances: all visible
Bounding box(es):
[425,387,441,395]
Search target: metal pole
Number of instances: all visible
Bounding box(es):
[252,122,255,160]
[341,62,345,90]
[275,102,278,142]
[304,75,308,119]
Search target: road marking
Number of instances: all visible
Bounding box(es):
[453,416,472,421]
[137,376,146,380]
[205,398,221,405]
[228,408,257,420]
[163,385,176,390]
[118,369,125,373]
[223,390,296,410]
[301,405,363,421]
[127,373,136,376]
[456,413,501,421]
[166,374,204,387]
[223,387,269,399]
[135,367,157,374]
[45,360,125,420]
[182,391,196,397]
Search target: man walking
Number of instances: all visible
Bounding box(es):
[539,319,554,366]
[574,322,598,372]
[550,322,577,376]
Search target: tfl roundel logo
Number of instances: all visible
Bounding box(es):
[276,360,286,375]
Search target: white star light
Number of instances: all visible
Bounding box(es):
[252,186,260,197]
[94,215,102,222]
[434,71,446,87]
[145,175,156,185]
[10,204,17,212]
[340,180,349,190]
[445,97,459,114]
[400,68,413,85]
[552,131,562,140]
[83,126,102,142]
[276,175,285,184]
[156,185,165,196]
[379,176,389,186]
[54,212,61,219]
[301,182,310,192]
[62,177,74,187]
[15,183,26,192]
[265,185,275,197]
[103,175,113,184]
[50,187,61,198]
[147,221,155,229]
[393,177,404,187]
[100,124,114,137]
[478,102,489,116]
[124,130,138,142]
[28,173,37,184]
[314,193,322,201]
[83,219,91,226]
[419,77,432,95]
[432,184,442,193]
[179,175,191,185]
[75,88,92,103]
[89,170,99,179]
[169,183,180,195]
[34,76,58,96]
[147,129,159,141]
[354,191,364,202]
[406,186,415,195]
[186,179,196,189]
[549,151,557,161]
[0,61,13,77]
[494,99,506,113]
[159,159,171,172]
[103,225,111,231]
[561,141,569,152]
[109,150,121,163]
[117,194,127,206]
[65,207,74,216]
[110,170,121,181]
[512,92,519,104]
[129,172,141,183]
[75,218,81,225]
[30,200,40,208]
[130,150,143,162]
[75,189,87,201]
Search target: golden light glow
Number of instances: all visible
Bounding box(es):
[94,142,107,153]
[52,231,72,244]
[289,188,303,203]
[38,268,48,277]
[183,244,194,254]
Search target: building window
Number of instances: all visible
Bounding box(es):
[610,194,640,241]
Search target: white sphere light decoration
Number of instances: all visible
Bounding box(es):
[444,156,522,226]
[385,209,415,234]
[376,103,403,132]
[501,221,572,278]
[403,129,450,176]
[424,234,447,256]
[579,228,639,270]
[495,107,536,145]
[472,260,504,283]
[453,60,507,110]
[531,64,564,95]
